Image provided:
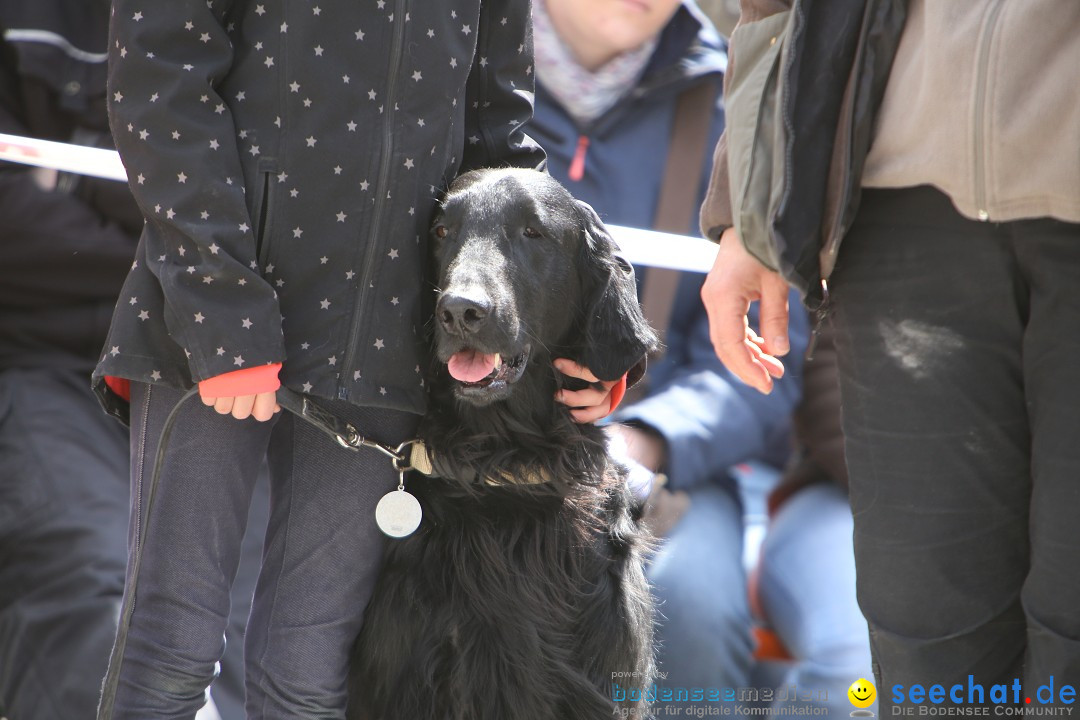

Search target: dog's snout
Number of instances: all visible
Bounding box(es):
[437,292,492,336]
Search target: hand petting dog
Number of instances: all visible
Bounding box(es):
[554,357,622,423]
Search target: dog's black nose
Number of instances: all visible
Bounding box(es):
[437,292,492,336]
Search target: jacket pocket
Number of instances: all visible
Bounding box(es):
[253,171,277,269]
[725,10,792,272]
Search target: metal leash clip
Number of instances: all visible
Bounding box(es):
[277,387,423,538]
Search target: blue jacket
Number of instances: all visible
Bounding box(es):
[528,2,809,490]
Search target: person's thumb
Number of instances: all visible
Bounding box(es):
[759,274,791,357]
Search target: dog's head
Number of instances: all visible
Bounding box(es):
[430,168,657,407]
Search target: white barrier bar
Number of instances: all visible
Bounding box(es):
[606,224,717,274]
[0,133,719,273]
[0,132,128,181]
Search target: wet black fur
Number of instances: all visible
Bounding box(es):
[347,169,659,720]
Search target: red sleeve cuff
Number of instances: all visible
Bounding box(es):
[104,376,131,403]
[198,363,282,400]
[605,373,629,417]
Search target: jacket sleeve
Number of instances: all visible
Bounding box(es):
[613,289,810,491]
[459,0,546,173]
[698,0,792,244]
[107,0,284,382]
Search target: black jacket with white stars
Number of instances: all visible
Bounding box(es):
[94,0,545,422]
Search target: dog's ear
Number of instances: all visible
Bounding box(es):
[575,201,659,382]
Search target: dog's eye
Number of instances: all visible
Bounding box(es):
[522,226,542,239]
[434,225,448,239]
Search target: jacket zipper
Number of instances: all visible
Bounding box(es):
[338,0,408,400]
[820,0,877,297]
[973,0,1005,222]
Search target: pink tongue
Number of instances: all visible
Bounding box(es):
[447,350,498,383]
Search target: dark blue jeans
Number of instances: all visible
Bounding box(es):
[104,381,418,719]
[831,186,1080,709]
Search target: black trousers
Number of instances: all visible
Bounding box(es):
[831,186,1080,709]
[0,367,129,718]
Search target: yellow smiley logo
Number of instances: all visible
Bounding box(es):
[848,678,876,709]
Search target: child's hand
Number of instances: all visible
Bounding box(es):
[553,358,620,424]
[201,391,281,421]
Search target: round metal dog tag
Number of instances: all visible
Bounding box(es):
[375,489,422,538]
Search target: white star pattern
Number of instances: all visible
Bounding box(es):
[99,1,539,404]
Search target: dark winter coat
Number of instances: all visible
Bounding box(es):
[530,3,807,489]
[0,0,142,374]
[94,0,545,421]
[699,0,906,307]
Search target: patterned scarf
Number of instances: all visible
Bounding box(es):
[532,0,658,127]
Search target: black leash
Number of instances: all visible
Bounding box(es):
[97,386,419,718]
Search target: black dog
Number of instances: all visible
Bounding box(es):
[348,168,658,720]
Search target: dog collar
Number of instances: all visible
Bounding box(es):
[276,389,551,487]
[408,440,552,487]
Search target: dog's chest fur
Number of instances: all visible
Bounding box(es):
[347,412,654,720]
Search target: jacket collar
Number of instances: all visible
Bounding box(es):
[637,1,728,95]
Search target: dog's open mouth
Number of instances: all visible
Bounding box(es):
[445,346,530,399]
